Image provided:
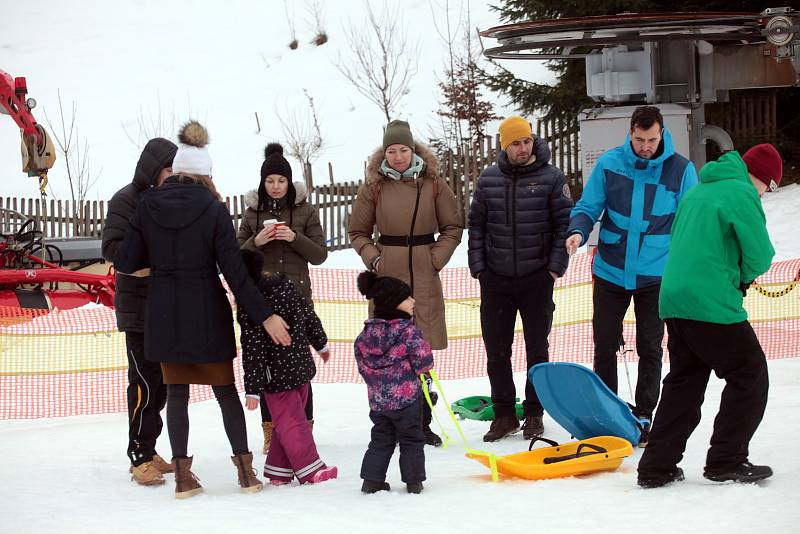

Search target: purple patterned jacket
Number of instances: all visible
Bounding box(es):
[354,318,434,412]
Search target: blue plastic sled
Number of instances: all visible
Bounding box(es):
[528,362,648,446]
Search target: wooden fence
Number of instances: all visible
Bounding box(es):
[1,121,584,251]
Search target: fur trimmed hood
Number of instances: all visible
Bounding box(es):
[244,181,308,210]
[365,142,441,186]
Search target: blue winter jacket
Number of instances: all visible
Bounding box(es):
[468,137,573,278]
[567,128,697,290]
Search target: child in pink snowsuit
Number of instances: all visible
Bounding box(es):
[238,249,337,485]
[355,271,434,494]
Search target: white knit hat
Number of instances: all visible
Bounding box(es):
[172,121,212,175]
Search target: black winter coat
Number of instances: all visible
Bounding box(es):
[468,137,573,278]
[101,138,177,332]
[237,273,327,394]
[113,180,273,364]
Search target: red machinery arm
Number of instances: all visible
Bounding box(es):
[0,69,42,146]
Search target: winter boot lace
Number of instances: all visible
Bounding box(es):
[232,452,264,494]
[129,460,165,486]
[521,416,544,440]
[262,421,273,454]
[173,456,203,499]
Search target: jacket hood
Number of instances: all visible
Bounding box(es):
[699,150,752,186]
[497,135,552,174]
[365,142,440,186]
[141,182,215,229]
[244,181,308,210]
[359,318,414,368]
[622,126,676,168]
[132,138,178,190]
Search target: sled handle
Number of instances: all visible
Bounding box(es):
[542,443,608,464]
[528,436,559,451]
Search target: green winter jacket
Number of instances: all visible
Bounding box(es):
[659,150,774,324]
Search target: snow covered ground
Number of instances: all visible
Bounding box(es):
[2,363,799,534]
[2,183,799,534]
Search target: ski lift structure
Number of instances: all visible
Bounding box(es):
[479,7,800,177]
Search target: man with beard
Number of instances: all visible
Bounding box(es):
[565,106,698,445]
[468,116,573,442]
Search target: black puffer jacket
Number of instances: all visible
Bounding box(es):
[101,138,177,332]
[113,180,273,364]
[238,272,327,394]
[467,137,573,278]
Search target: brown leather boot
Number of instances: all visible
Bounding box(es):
[482,415,521,442]
[262,422,273,454]
[232,452,264,493]
[129,460,165,486]
[173,456,203,499]
[521,416,544,440]
[151,454,175,474]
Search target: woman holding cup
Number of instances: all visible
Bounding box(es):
[238,143,327,453]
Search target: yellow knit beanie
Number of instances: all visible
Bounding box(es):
[499,116,533,150]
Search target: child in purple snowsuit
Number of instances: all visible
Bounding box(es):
[238,249,337,485]
[355,271,434,494]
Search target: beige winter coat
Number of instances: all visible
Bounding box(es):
[348,143,463,349]
[237,182,327,300]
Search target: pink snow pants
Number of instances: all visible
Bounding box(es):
[262,383,324,483]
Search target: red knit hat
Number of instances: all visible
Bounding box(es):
[742,143,782,191]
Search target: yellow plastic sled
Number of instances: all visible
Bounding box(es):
[467,436,633,480]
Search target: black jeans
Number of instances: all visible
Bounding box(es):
[261,384,313,422]
[639,319,769,477]
[360,397,426,484]
[167,383,249,458]
[592,276,664,419]
[125,332,167,466]
[479,268,555,418]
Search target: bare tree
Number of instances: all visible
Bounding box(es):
[275,89,327,191]
[44,90,101,206]
[335,3,420,122]
[430,0,464,149]
[307,0,328,46]
[283,0,299,50]
[121,93,177,149]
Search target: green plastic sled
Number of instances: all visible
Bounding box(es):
[450,396,524,421]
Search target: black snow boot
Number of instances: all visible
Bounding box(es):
[638,467,685,489]
[406,482,424,494]
[424,426,443,447]
[704,462,772,483]
[361,480,391,494]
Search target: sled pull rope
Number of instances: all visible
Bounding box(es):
[420,370,499,482]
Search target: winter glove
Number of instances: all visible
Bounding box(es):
[740,281,752,297]
[423,374,438,406]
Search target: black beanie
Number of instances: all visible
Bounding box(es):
[357,271,412,317]
[261,143,293,180]
[258,143,296,211]
[240,249,264,283]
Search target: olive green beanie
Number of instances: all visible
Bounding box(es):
[382,120,415,151]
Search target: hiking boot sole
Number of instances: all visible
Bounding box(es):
[483,428,522,442]
[175,487,203,499]
[704,471,773,483]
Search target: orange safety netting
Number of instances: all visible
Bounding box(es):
[2,253,799,419]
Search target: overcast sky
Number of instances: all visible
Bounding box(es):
[0,0,551,202]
